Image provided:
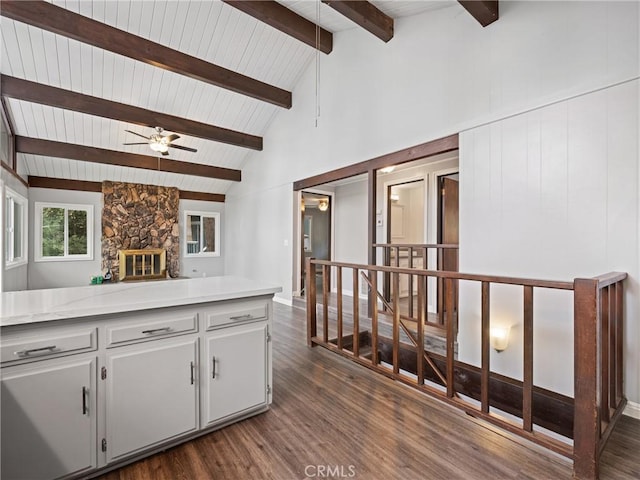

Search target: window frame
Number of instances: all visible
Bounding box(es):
[34,202,94,262]
[183,210,220,258]
[4,187,28,269]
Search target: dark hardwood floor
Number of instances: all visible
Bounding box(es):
[99,303,639,480]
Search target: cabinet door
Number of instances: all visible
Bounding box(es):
[202,322,268,427]
[1,357,97,480]
[106,338,198,462]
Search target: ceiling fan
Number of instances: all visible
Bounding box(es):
[123,127,198,156]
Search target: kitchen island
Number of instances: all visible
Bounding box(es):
[1,276,281,480]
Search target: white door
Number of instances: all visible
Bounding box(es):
[202,323,267,427]
[105,338,198,462]
[1,357,97,480]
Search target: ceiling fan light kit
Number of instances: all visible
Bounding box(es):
[124,126,197,156]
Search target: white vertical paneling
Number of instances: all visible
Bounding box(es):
[567,89,608,275]
[606,82,639,271]
[458,81,638,396]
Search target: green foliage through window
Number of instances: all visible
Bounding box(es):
[37,203,92,260]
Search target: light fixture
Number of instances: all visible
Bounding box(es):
[149,133,169,153]
[490,326,511,352]
[380,166,395,174]
[390,193,400,202]
[318,199,329,211]
[301,197,306,212]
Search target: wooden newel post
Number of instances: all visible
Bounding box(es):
[306,257,317,347]
[573,278,601,480]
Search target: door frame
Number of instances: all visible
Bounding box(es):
[294,188,335,297]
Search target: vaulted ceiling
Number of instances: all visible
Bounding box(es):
[0,0,497,201]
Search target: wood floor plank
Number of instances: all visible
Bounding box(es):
[98,303,640,480]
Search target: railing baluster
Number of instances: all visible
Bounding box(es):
[615,281,624,406]
[370,269,379,366]
[523,285,534,432]
[323,264,329,343]
[408,247,414,318]
[337,266,343,350]
[481,281,490,413]
[392,271,400,374]
[446,278,455,398]
[608,285,616,411]
[353,268,359,357]
[417,273,425,386]
[600,287,610,423]
[306,258,316,347]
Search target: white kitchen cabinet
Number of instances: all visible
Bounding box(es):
[105,337,199,462]
[202,322,269,427]
[1,357,97,480]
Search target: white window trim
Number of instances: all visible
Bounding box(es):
[4,187,28,269]
[34,202,94,262]
[183,210,220,257]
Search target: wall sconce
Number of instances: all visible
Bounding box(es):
[490,326,511,352]
[318,199,329,211]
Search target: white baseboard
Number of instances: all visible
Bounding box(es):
[624,400,640,419]
[273,295,292,307]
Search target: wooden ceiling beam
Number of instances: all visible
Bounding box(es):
[1,75,262,151]
[458,1,499,27]
[222,1,333,54]
[321,1,393,43]
[0,0,291,109]
[16,136,241,182]
[28,176,226,203]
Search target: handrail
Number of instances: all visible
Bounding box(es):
[311,259,575,290]
[593,271,627,288]
[373,243,459,249]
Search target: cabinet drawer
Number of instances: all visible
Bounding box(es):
[106,314,198,347]
[204,300,269,330]
[1,329,97,364]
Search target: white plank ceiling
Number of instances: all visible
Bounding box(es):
[1,0,456,196]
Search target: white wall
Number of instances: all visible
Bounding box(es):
[459,80,639,399]
[224,1,639,403]
[179,199,225,278]
[28,188,102,290]
[0,170,28,291]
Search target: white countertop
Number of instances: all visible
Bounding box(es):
[0,276,282,327]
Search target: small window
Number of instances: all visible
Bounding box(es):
[4,188,27,268]
[184,211,220,257]
[35,202,93,262]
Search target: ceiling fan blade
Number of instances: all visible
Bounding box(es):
[123,142,148,145]
[165,134,180,142]
[161,150,170,156]
[125,129,150,140]
[168,144,198,153]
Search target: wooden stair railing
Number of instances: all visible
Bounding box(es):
[305,258,627,480]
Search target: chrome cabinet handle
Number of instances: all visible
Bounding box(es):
[82,387,88,415]
[212,356,216,379]
[229,314,253,321]
[190,362,195,385]
[141,327,172,335]
[15,345,57,357]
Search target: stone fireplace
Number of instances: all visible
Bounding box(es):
[102,181,180,280]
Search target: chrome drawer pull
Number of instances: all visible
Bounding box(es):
[212,356,216,379]
[15,345,57,357]
[229,314,253,321]
[141,327,172,335]
[190,362,195,385]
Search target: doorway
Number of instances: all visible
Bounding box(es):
[300,191,332,296]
